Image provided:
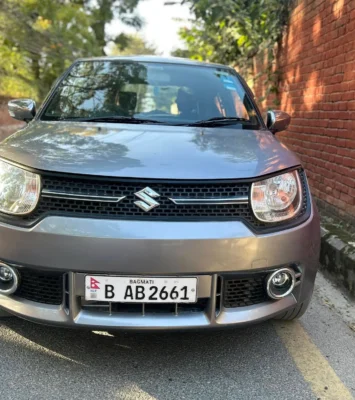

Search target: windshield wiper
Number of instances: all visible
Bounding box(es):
[186,117,251,127]
[62,116,164,124]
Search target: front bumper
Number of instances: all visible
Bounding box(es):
[0,205,320,329]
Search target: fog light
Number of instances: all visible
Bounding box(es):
[0,263,19,295]
[266,268,295,300]
[0,266,14,282]
[272,271,290,286]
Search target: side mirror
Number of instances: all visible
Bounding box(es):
[8,99,36,122]
[266,110,291,134]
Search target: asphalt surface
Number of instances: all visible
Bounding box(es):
[0,273,354,400]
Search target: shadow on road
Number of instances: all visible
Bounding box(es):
[0,317,311,400]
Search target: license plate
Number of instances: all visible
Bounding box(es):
[85,276,198,303]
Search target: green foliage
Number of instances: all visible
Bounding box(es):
[0,39,38,99]
[107,33,158,56]
[174,0,292,96]
[88,0,142,50]
[0,0,142,101]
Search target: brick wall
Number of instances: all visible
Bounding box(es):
[253,0,355,221]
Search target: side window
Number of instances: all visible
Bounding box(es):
[230,91,250,119]
[214,91,249,119]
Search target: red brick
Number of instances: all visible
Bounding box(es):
[340,192,355,205]
[252,0,355,218]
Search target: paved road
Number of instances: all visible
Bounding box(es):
[0,273,354,400]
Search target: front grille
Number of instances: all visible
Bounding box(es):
[27,177,252,221]
[2,169,310,232]
[15,269,64,305]
[223,273,269,308]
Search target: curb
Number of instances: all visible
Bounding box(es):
[319,225,355,298]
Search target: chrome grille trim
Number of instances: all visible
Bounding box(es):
[42,190,248,206]
[295,271,302,286]
[41,190,126,203]
[169,196,249,205]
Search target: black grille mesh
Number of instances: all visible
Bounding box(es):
[15,269,64,305]
[223,273,269,308]
[29,177,252,221]
[4,169,309,231]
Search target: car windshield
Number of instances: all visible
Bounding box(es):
[41,60,260,127]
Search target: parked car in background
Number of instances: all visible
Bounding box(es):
[0,56,320,329]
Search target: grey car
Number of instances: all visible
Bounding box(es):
[0,56,320,329]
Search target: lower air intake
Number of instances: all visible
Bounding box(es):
[223,273,269,308]
[15,269,64,305]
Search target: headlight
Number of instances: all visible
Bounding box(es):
[0,159,41,215]
[251,170,302,223]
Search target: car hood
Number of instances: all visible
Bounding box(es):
[0,121,300,179]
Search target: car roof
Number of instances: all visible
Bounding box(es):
[76,55,232,70]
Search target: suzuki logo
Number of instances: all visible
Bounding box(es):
[134,187,160,212]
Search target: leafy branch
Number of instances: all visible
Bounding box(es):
[0,0,143,100]
[172,0,293,105]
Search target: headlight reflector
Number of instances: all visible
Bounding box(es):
[251,170,302,222]
[0,159,41,215]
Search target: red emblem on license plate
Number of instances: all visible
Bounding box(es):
[90,277,100,289]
